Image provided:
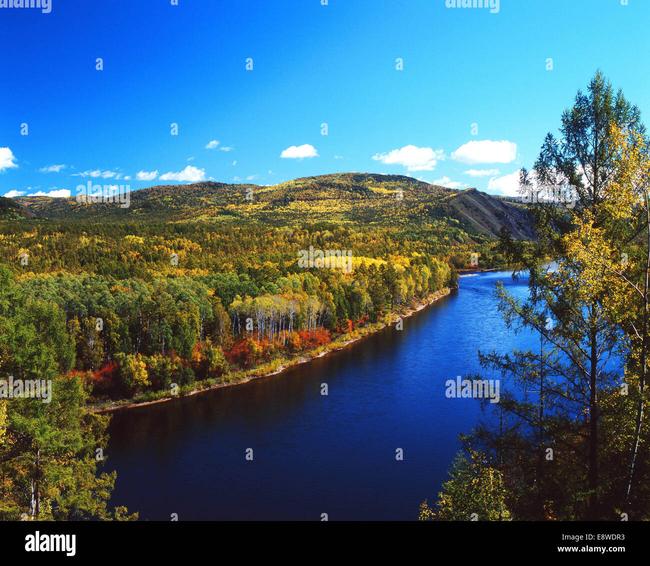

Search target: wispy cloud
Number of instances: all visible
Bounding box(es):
[39,164,67,173]
[0,147,18,172]
[159,165,207,182]
[280,144,319,159]
[372,145,445,172]
[206,140,233,152]
[452,140,517,165]
[74,169,123,179]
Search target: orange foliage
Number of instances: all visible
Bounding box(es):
[286,331,303,352]
[297,328,331,349]
[226,328,331,368]
[225,338,260,368]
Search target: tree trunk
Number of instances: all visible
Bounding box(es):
[625,193,650,508]
[588,321,599,518]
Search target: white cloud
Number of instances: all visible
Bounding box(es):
[39,164,66,173]
[4,189,25,198]
[28,188,71,198]
[372,145,445,172]
[487,170,521,197]
[0,147,18,172]
[464,168,500,177]
[452,140,517,164]
[433,176,468,190]
[136,170,159,181]
[280,144,319,159]
[206,140,233,152]
[159,165,207,182]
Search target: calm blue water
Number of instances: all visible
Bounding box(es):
[106,270,535,520]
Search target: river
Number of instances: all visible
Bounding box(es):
[106,270,536,520]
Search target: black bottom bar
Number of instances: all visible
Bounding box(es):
[3,520,646,561]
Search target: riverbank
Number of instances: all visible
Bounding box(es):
[457,266,512,274]
[93,287,453,414]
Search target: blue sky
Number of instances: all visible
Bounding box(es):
[1,0,649,198]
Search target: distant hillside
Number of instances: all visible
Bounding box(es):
[12,173,534,240]
[442,188,534,240]
[0,197,34,220]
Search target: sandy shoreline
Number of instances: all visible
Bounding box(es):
[93,287,453,414]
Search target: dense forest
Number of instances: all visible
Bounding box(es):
[421,72,650,521]
[0,234,453,402]
[0,173,529,406]
[1,168,527,519]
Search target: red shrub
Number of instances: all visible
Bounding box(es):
[225,338,260,368]
[90,361,120,396]
[297,328,331,349]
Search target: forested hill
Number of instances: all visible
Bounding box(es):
[0,170,532,426]
[15,173,534,240]
[0,196,34,220]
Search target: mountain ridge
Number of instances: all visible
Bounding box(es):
[10,172,534,240]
